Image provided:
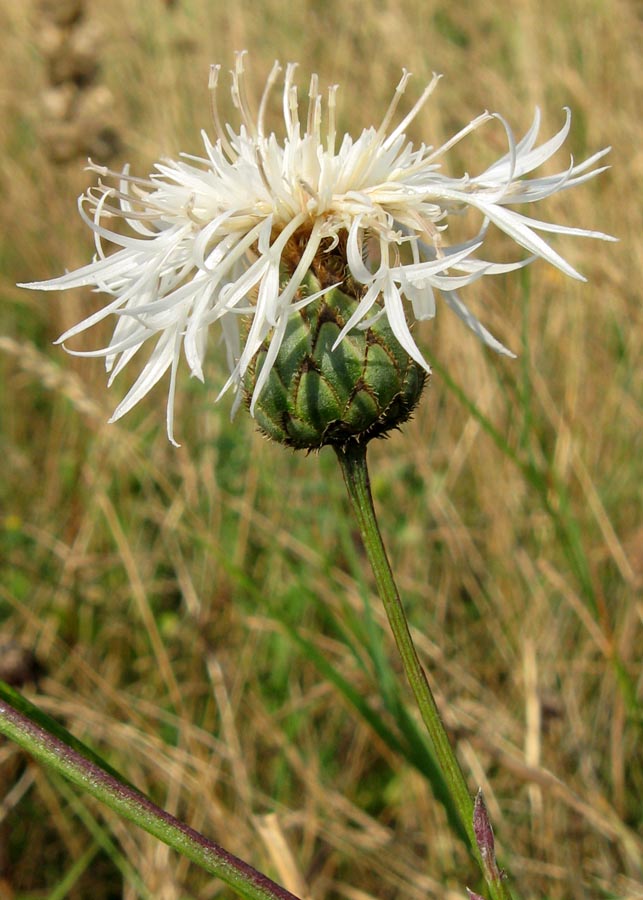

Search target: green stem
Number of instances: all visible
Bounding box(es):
[335,440,514,900]
[0,690,300,900]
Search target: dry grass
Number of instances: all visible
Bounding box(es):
[1,1,642,899]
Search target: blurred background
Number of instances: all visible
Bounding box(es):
[1,1,641,898]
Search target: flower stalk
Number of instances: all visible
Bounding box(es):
[335,439,514,900]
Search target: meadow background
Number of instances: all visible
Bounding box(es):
[1,1,641,898]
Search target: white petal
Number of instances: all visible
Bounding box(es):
[382,275,431,371]
[441,289,515,357]
[108,327,178,422]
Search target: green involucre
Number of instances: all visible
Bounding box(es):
[245,277,427,450]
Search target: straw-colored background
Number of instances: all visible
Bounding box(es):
[1,1,641,898]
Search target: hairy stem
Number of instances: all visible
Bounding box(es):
[335,440,514,900]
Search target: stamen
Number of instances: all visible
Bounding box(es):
[383,73,442,150]
[313,94,322,144]
[233,49,257,139]
[257,61,282,139]
[307,73,320,139]
[288,85,300,135]
[184,194,206,226]
[89,189,113,258]
[88,161,159,194]
[251,62,288,216]
[407,209,444,257]
[208,65,236,160]
[229,62,241,110]
[326,84,338,155]
[86,159,110,177]
[423,111,492,167]
[295,177,318,216]
[282,63,299,138]
[376,69,413,143]
[88,194,156,221]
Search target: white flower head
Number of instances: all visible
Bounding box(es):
[20,52,614,445]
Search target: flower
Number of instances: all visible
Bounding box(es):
[20,52,614,444]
